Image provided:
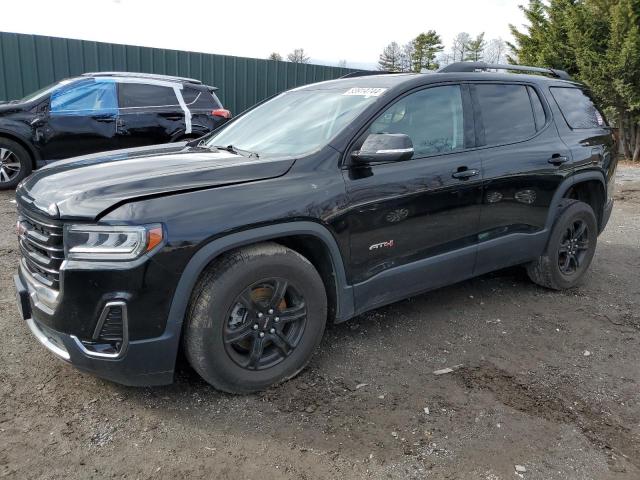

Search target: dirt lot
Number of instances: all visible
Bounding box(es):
[1,166,639,480]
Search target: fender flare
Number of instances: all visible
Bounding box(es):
[162,221,355,366]
[543,171,606,231]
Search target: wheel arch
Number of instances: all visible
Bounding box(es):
[162,221,355,370]
[544,171,606,231]
[0,130,39,168]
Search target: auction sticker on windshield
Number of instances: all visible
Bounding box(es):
[343,87,387,98]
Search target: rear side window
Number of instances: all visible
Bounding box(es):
[550,87,605,129]
[50,79,117,116]
[182,86,221,108]
[118,83,178,108]
[181,87,200,104]
[475,84,537,145]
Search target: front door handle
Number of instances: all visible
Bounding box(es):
[548,154,569,166]
[452,168,479,180]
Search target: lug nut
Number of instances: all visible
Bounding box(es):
[259,332,265,338]
[274,317,280,322]
[257,312,263,318]
[268,309,274,314]
[253,324,259,330]
[269,328,275,334]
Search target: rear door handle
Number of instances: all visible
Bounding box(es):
[452,168,479,180]
[548,154,569,166]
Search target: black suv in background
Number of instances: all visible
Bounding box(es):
[0,72,230,189]
[13,62,616,393]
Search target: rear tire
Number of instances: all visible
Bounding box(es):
[527,199,597,290]
[184,242,327,394]
[0,138,31,190]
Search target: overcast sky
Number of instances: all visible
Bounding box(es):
[0,0,526,69]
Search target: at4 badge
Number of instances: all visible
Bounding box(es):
[369,240,395,251]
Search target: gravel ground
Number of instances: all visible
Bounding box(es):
[1,165,639,480]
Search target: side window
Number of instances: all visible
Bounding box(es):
[50,80,117,116]
[528,86,547,131]
[550,87,606,129]
[475,84,536,145]
[369,85,464,157]
[118,83,178,108]
[181,87,200,104]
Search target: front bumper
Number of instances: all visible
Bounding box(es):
[14,271,178,387]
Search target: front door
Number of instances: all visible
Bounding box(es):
[39,79,118,160]
[343,84,483,311]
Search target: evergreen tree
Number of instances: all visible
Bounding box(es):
[378,42,403,72]
[509,0,640,160]
[411,30,444,71]
[464,33,486,61]
[267,52,283,61]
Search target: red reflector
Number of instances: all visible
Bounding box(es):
[212,108,231,119]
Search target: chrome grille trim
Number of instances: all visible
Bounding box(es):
[17,207,65,290]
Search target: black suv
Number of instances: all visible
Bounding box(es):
[13,62,616,393]
[0,72,230,189]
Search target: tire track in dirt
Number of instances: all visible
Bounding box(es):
[457,362,639,469]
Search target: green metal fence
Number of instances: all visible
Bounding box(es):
[0,32,357,113]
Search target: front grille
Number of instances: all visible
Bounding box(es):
[17,208,65,290]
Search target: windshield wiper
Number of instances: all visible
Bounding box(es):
[209,144,259,159]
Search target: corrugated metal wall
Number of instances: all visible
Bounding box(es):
[0,32,357,113]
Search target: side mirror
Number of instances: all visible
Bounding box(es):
[351,133,414,164]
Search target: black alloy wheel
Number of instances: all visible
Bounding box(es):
[184,242,327,393]
[224,278,307,370]
[557,219,590,275]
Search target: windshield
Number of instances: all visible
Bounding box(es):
[19,79,75,103]
[205,88,386,158]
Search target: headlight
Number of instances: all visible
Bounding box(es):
[64,224,163,261]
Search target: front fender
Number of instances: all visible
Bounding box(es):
[160,221,355,370]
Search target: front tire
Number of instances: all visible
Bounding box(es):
[527,199,598,290]
[184,242,327,393]
[0,138,31,190]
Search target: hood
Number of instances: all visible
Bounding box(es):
[17,143,295,219]
[0,101,28,114]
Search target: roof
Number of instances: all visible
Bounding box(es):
[295,67,580,93]
[81,71,202,85]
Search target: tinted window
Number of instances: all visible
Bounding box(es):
[118,83,178,108]
[182,87,220,108]
[50,79,117,116]
[476,84,536,145]
[369,85,464,157]
[181,87,200,104]
[528,86,546,131]
[550,87,605,129]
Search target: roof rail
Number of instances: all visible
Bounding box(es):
[437,62,571,80]
[81,71,202,84]
[339,70,392,79]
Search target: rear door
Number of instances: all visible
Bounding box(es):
[344,84,484,310]
[39,79,118,160]
[471,82,572,274]
[116,81,186,149]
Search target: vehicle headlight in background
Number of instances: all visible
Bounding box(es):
[64,224,164,261]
